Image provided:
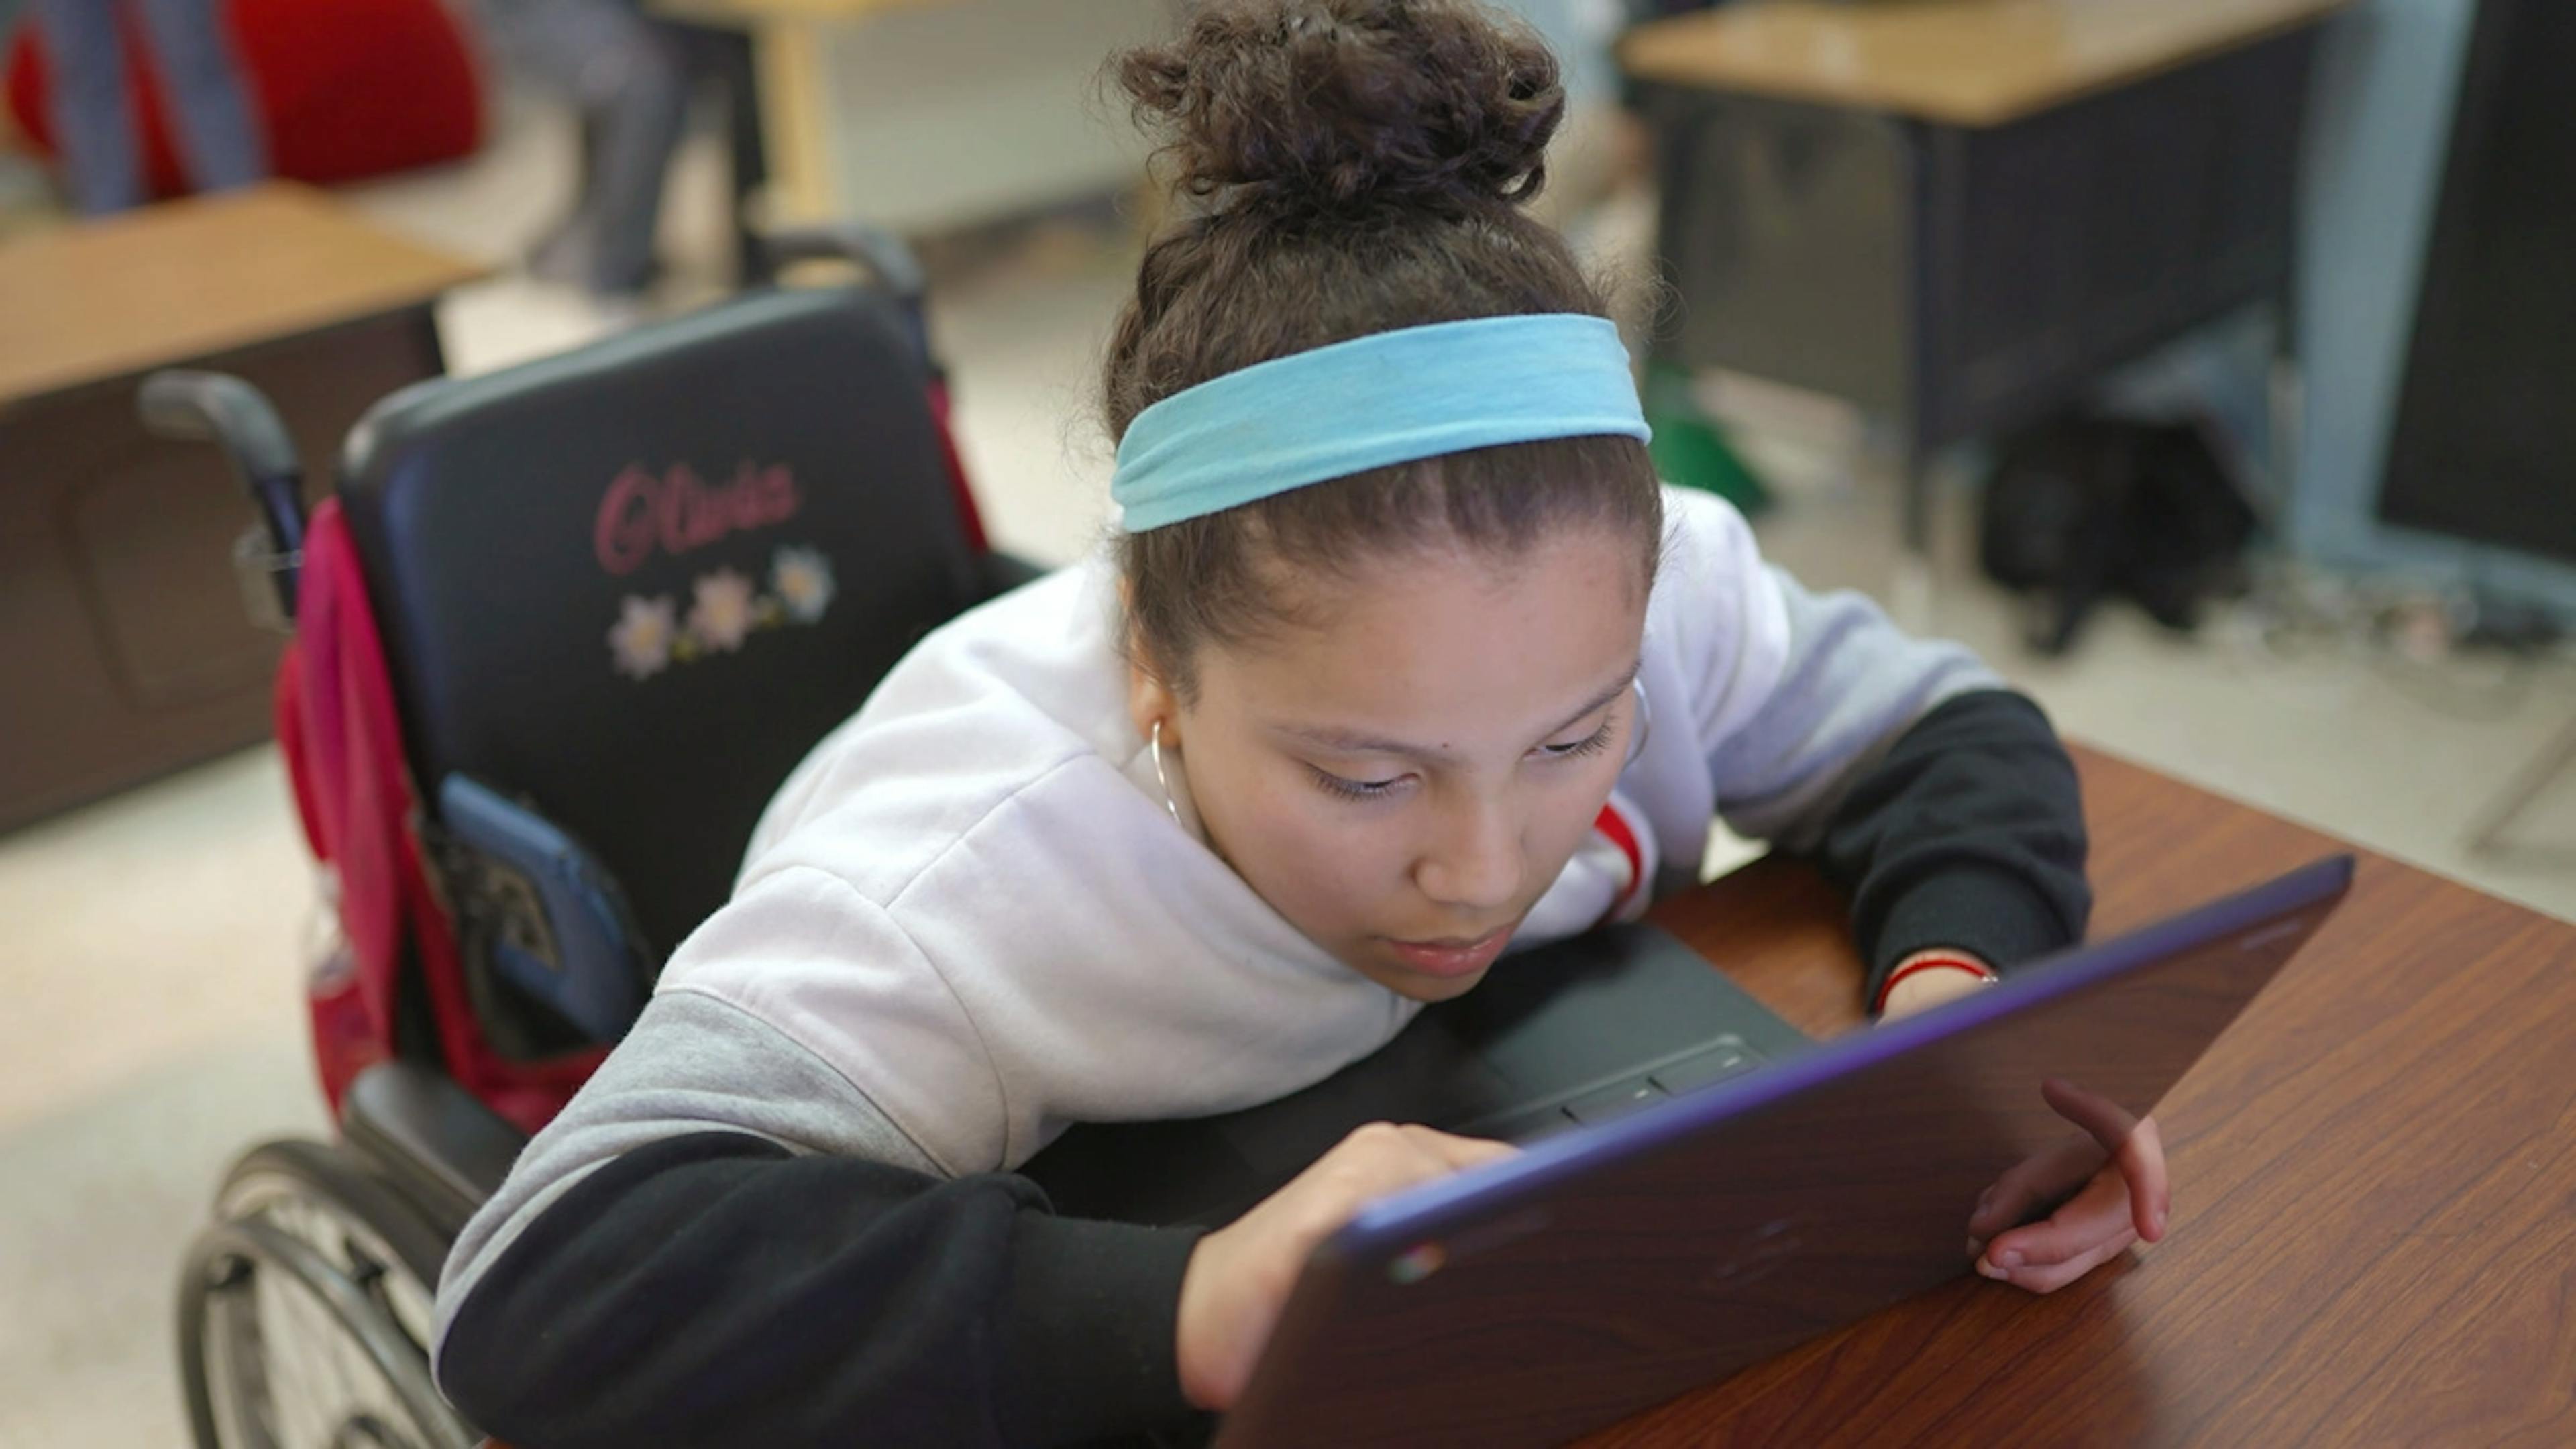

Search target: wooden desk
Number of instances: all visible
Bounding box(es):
[1621,0,2353,566]
[1585,745,2576,1445]
[0,183,481,833]
[0,184,476,405]
[1622,0,2353,128]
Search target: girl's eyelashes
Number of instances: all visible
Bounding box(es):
[1540,715,1618,761]
[1305,713,1621,802]
[1309,767,1407,801]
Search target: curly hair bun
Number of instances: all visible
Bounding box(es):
[1118,0,1566,221]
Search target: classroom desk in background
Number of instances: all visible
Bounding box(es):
[0,182,482,834]
[1621,0,2356,576]
[1582,744,2575,1445]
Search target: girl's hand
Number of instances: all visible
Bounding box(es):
[1175,1122,1517,1410]
[1966,1077,2170,1293]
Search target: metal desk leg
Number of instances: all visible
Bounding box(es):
[1894,451,1936,631]
[2265,283,2303,525]
[670,21,771,284]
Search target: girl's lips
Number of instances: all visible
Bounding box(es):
[1386,924,1515,978]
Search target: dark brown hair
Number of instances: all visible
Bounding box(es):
[1106,0,1662,700]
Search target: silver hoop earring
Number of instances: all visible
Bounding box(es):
[1150,720,1184,828]
[1624,677,1654,767]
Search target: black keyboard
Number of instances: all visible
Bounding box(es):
[1456,1035,1768,1144]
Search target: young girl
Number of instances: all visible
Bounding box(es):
[433,3,2157,1443]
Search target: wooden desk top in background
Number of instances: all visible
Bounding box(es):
[1620,0,2355,127]
[0,182,483,409]
[1609,745,2575,1444]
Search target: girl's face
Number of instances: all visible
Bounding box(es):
[1132,526,1650,1002]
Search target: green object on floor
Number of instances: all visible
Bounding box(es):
[1644,362,1771,517]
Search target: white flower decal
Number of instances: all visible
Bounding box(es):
[688,568,758,653]
[608,594,678,680]
[772,545,837,624]
[610,545,841,681]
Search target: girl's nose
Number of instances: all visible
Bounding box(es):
[1413,797,1523,914]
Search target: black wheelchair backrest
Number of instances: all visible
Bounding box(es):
[335,286,985,967]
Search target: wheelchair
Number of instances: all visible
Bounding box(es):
[149,227,1044,1449]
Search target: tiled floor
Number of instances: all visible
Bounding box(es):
[5,89,2574,1449]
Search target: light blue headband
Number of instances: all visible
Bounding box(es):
[1110,313,1652,532]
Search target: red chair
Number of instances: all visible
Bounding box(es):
[5,0,482,197]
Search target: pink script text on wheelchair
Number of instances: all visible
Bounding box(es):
[594,462,802,576]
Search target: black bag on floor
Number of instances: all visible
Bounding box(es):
[1980,415,2256,655]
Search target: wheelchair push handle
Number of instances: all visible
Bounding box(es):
[761,221,926,303]
[759,221,935,372]
[138,369,307,622]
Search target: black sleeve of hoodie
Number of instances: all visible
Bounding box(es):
[437,1131,1207,1449]
[1808,688,2092,1003]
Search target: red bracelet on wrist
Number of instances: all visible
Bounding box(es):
[1872,953,1999,1014]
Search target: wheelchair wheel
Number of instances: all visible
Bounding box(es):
[179,1139,477,1449]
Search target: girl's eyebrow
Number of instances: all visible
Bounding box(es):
[1274,658,1643,763]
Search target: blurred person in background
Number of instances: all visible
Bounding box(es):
[480,0,690,303]
[29,0,267,215]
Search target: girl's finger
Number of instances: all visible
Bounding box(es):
[1980,1165,2133,1277]
[1401,1124,1520,1170]
[1988,1227,2137,1295]
[2041,1079,2169,1243]
[2116,1116,2170,1242]
[2039,1076,2139,1150]
[1968,1176,2034,1244]
[1968,1134,2098,1240]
